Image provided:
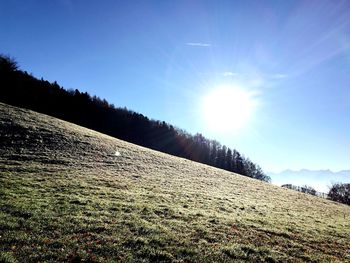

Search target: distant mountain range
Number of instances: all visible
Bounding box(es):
[268,169,350,193]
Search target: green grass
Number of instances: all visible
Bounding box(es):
[1,102,350,262]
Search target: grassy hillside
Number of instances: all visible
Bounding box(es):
[0,102,349,262]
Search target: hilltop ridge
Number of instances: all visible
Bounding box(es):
[1,102,350,262]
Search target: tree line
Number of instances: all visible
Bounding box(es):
[0,54,270,182]
[281,184,317,196]
[282,183,350,206]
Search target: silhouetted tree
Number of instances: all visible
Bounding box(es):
[233,150,244,175]
[217,145,227,169]
[225,148,233,171]
[209,140,220,167]
[300,185,317,196]
[0,54,18,72]
[328,183,350,205]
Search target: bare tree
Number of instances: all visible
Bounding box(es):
[328,183,350,205]
[0,54,18,72]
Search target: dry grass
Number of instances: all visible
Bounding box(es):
[0,102,349,262]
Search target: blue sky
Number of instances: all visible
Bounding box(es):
[1,0,350,173]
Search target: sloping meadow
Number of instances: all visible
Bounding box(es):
[0,102,349,262]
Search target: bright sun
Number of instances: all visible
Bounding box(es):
[200,85,257,133]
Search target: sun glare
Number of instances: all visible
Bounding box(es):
[200,85,257,133]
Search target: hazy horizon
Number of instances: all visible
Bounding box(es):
[268,169,350,193]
